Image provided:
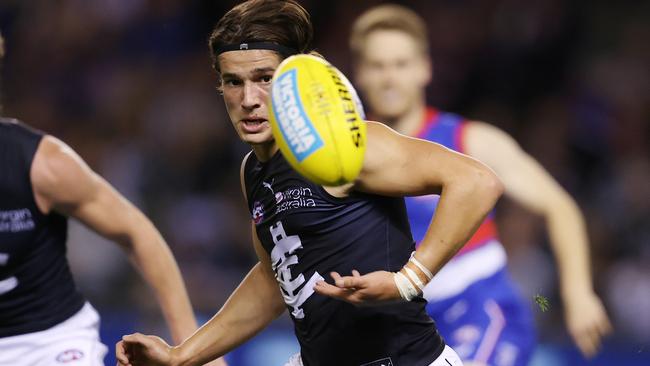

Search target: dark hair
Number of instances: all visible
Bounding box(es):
[208,0,313,73]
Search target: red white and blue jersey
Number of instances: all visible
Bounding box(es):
[406,108,507,301]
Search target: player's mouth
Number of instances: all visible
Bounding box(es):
[240,118,269,133]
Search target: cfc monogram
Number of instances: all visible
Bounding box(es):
[269,221,323,319]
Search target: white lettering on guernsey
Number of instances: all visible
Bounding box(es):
[269,221,323,319]
[275,186,316,214]
[0,253,18,295]
[272,69,324,162]
[0,208,35,233]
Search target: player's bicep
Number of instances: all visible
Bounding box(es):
[251,220,285,312]
[31,136,103,215]
[31,136,140,241]
[355,121,465,196]
[251,221,274,274]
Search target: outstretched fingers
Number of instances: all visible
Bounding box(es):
[314,270,367,303]
[331,271,365,289]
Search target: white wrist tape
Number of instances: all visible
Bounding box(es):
[393,271,419,301]
[409,252,434,281]
[403,266,425,292]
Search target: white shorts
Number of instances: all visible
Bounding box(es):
[284,345,463,366]
[0,302,108,366]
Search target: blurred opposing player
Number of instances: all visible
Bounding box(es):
[350,4,612,365]
[0,32,225,366]
[115,0,504,365]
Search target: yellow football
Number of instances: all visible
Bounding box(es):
[269,54,367,186]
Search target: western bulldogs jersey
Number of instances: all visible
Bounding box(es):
[0,119,84,337]
[406,108,499,255]
[244,151,445,366]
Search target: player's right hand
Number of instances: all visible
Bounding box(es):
[564,291,613,358]
[116,333,174,366]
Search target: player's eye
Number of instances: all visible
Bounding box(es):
[223,78,242,87]
[260,75,273,83]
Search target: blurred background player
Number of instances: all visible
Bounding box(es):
[115,0,504,365]
[350,4,612,366]
[0,31,225,366]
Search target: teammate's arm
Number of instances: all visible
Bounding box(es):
[30,135,200,345]
[315,121,503,303]
[463,121,612,357]
[116,156,286,366]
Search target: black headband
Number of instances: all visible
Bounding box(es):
[214,42,298,57]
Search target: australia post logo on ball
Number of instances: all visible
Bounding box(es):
[272,68,324,162]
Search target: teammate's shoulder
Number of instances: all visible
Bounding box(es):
[0,116,20,126]
[463,120,521,157]
[0,117,43,135]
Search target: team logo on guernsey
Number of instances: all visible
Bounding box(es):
[56,349,84,363]
[270,221,323,319]
[272,69,324,162]
[252,201,264,224]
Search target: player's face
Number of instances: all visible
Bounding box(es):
[355,30,431,121]
[218,50,281,146]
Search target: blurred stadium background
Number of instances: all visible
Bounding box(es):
[1,0,648,365]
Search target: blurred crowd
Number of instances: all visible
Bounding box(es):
[1,0,648,362]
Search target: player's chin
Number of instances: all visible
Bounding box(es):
[372,104,408,120]
[241,130,273,145]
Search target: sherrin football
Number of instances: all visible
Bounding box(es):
[269,54,367,186]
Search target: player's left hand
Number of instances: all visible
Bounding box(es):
[564,291,613,358]
[314,270,402,306]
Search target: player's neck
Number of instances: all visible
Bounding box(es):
[391,101,427,137]
[252,141,278,162]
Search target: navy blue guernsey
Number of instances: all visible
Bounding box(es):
[0,118,84,337]
[244,151,445,366]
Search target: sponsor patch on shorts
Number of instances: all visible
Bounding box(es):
[360,357,393,366]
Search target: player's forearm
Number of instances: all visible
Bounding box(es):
[123,212,198,344]
[171,263,285,366]
[416,168,503,274]
[546,195,595,299]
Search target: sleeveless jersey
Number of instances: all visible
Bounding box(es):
[406,108,499,255]
[0,118,85,337]
[403,108,507,302]
[244,151,444,366]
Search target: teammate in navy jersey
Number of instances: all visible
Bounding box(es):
[349,4,612,365]
[0,32,225,366]
[116,1,503,365]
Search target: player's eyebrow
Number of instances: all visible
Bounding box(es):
[221,72,239,80]
[252,67,275,74]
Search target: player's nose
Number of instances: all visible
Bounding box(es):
[242,82,263,110]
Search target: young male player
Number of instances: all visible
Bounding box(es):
[0,31,225,366]
[115,1,503,365]
[349,4,612,365]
